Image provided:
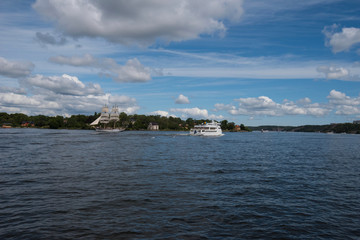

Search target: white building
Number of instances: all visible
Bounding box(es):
[148,122,159,131]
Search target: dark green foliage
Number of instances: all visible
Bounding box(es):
[0,112,253,131]
[221,120,228,130]
[227,122,235,131]
[125,114,185,130]
[48,116,64,129]
[250,123,360,134]
[240,124,251,132]
[220,120,240,131]
[31,115,48,127]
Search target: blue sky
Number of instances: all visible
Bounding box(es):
[1,0,360,126]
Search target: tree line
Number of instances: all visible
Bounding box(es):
[0,112,248,131]
[250,123,360,134]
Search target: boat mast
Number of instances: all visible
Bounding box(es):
[100,104,110,128]
[109,105,120,129]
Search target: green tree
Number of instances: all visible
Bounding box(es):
[221,120,228,130]
[186,118,194,129]
[48,118,61,129]
[0,112,10,124]
[228,122,235,131]
[31,115,48,127]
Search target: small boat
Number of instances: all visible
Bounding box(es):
[189,120,223,137]
[90,105,125,133]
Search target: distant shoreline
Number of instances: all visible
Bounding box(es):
[2,124,360,134]
[249,123,360,134]
[2,112,360,134]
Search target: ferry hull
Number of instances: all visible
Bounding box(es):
[189,131,223,137]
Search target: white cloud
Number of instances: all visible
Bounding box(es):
[327,89,349,104]
[327,90,360,114]
[109,58,151,83]
[334,105,360,115]
[214,90,360,118]
[327,90,360,107]
[0,86,27,95]
[170,107,223,120]
[0,92,42,107]
[175,94,190,104]
[0,73,140,116]
[33,0,243,46]
[22,74,103,96]
[237,96,277,109]
[109,95,140,114]
[150,110,170,117]
[216,95,330,117]
[317,65,348,79]
[297,97,311,105]
[0,106,23,114]
[323,25,360,53]
[316,65,360,81]
[149,110,177,118]
[0,57,34,78]
[50,54,151,83]
[213,103,234,111]
[0,91,92,116]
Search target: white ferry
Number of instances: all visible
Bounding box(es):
[189,120,223,137]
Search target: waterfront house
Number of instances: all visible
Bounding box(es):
[21,121,35,127]
[2,123,12,128]
[148,122,159,131]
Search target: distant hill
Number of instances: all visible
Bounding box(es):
[249,123,360,134]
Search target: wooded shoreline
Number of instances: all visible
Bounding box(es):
[0,112,249,131]
[250,123,360,134]
[2,112,359,134]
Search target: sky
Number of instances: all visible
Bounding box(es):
[1,0,360,126]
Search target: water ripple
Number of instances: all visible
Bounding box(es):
[1,129,360,239]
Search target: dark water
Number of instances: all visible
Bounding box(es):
[1,129,360,239]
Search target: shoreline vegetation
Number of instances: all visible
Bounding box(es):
[0,112,250,132]
[1,112,360,134]
[249,124,360,134]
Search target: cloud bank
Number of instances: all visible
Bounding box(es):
[327,90,360,115]
[149,110,176,118]
[33,0,244,46]
[0,72,139,115]
[170,107,224,120]
[317,65,360,81]
[0,57,34,78]
[22,74,103,96]
[215,95,331,117]
[213,89,360,119]
[50,54,151,83]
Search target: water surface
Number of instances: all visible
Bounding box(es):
[1,129,359,239]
